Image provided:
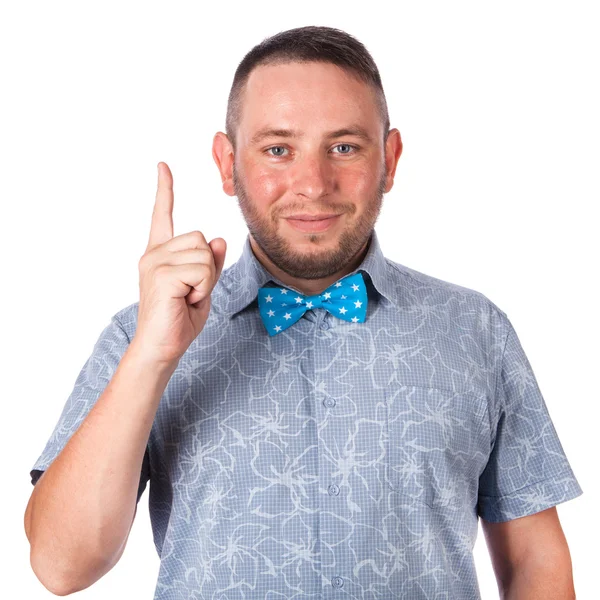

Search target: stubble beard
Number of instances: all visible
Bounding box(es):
[232,163,388,280]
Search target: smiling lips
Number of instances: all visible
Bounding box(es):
[286,213,340,220]
[285,213,342,232]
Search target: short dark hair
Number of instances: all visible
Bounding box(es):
[225,25,390,152]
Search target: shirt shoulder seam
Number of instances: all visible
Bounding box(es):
[494,317,512,415]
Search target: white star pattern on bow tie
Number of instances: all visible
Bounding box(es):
[257,272,368,336]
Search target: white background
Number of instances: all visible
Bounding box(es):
[2,1,597,598]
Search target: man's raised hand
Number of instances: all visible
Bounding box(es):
[133,162,227,366]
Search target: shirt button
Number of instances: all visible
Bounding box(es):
[323,397,336,408]
[328,483,340,496]
[331,575,344,588]
[320,320,330,330]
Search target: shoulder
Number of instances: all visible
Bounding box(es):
[383,257,510,343]
[386,258,506,317]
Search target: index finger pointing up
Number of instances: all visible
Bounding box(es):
[147,162,175,251]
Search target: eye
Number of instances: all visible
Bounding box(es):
[331,144,357,155]
[264,144,358,158]
[266,146,288,157]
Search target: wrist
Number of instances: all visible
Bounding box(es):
[126,339,181,376]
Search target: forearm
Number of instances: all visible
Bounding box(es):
[25,340,178,595]
[501,559,576,600]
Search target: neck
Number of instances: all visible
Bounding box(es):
[251,236,371,296]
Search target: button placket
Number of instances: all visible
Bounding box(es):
[315,319,347,591]
[323,397,336,409]
[328,483,340,496]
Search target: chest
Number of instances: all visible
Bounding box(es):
[150,304,494,513]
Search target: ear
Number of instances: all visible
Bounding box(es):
[212,132,236,196]
[383,128,403,193]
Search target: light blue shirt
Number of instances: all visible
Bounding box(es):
[30,229,583,599]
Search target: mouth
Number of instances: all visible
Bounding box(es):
[284,214,342,233]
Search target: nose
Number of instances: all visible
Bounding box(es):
[290,153,332,200]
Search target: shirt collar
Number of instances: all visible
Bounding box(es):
[221,229,397,318]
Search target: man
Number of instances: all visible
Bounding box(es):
[25,25,582,599]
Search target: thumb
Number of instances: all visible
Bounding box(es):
[209,238,227,283]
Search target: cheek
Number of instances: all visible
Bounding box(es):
[246,166,286,206]
[339,165,375,196]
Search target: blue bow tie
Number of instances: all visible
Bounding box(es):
[258,272,368,336]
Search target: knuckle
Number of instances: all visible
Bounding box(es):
[198,262,211,277]
[197,262,213,283]
[205,257,216,272]
[139,251,157,273]
[208,260,217,278]
[191,230,207,245]
[138,257,149,274]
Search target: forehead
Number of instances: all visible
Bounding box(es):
[237,61,380,142]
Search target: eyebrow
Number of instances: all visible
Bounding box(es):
[249,125,374,146]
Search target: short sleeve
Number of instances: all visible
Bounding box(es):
[29,313,151,505]
[477,317,583,523]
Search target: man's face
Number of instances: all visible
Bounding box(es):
[231,61,391,280]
